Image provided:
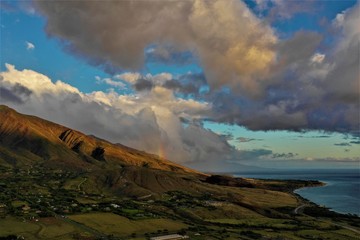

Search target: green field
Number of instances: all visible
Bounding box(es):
[11,200,28,208]
[234,187,298,208]
[69,213,187,236]
[0,217,85,240]
[0,217,40,239]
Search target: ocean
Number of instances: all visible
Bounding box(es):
[234,169,360,216]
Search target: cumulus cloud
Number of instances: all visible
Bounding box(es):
[33,0,359,135]
[207,2,359,134]
[25,41,35,50]
[35,0,277,96]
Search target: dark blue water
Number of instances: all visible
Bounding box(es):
[234,169,360,216]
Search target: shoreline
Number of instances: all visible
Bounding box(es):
[232,170,359,217]
[291,181,360,217]
[293,180,327,193]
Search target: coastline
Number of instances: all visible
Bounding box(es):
[233,169,359,217]
[293,180,327,193]
[291,181,360,218]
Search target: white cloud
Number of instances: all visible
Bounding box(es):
[25,41,35,50]
[114,72,142,84]
[95,76,125,89]
[333,11,346,28]
[115,72,172,86]
[1,63,78,96]
[310,53,325,64]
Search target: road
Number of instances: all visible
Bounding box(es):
[332,222,360,234]
[293,204,360,235]
[77,177,87,191]
[294,204,307,214]
[55,215,108,239]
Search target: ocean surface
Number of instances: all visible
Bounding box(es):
[234,169,359,216]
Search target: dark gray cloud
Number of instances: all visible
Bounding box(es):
[145,45,196,65]
[0,79,33,104]
[297,135,332,139]
[0,86,24,103]
[162,80,201,96]
[237,137,263,143]
[277,31,322,66]
[162,73,207,96]
[133,79,153,92]
[272,152,298,159]
[220,133,234,141]
[239,149,273,160]
[310,135,331,138]
[334,142,351,147]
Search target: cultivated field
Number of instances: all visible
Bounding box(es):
[69,213,187,236]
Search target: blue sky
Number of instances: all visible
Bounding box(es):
[0,0,359,170]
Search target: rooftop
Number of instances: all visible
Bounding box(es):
[150,234,189,240]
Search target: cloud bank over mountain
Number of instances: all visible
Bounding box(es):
[0,64,237,164]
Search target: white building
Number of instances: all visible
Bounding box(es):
[150,234,189,240]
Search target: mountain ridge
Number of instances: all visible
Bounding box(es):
[0,105,201,175]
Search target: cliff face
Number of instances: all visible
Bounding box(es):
[0,105,199,174]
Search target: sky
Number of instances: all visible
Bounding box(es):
[0,0,359,171]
